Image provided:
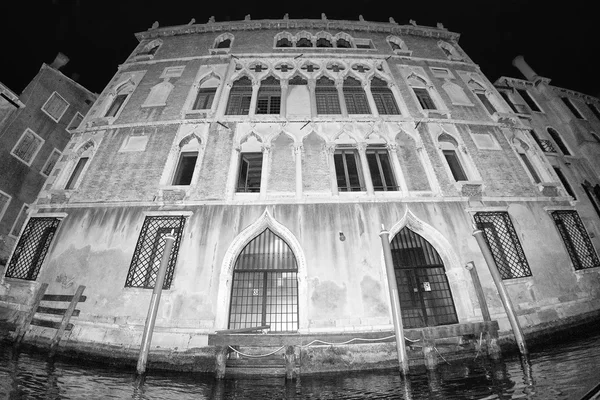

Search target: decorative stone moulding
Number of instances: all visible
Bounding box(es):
[539,182,561,197]
[460,183,484,198]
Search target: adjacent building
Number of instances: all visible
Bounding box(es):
[1,17,599,373]
[0,60,97,267]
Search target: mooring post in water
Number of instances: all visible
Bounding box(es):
[379,225,409,376]
[136,230,176,375]
[472,225,528,356]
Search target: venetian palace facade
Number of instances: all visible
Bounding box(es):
[2,16,600,372]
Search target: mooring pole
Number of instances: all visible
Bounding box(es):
[136,230,176,375]
[472,225,528,356]
[379,225,409,376]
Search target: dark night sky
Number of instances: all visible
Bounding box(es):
[2,1,596,98]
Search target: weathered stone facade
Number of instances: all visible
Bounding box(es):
[2,18,599,373]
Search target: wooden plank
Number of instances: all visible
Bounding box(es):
[215,325,270,334]
[50,285,85,355]
[14,283,48,345]
[36,306,80,317]
[42,294,87,302]
[31,318,73,331]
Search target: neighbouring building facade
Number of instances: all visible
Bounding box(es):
[1,17,599,373]
[0,63,96,266]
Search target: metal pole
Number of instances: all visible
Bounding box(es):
[379,225,409,376]
[472,226,528,356]
[465,261,491,322]
[136,230,176,375]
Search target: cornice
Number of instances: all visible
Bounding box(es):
[135,19,460,42]
[550,85,599,103]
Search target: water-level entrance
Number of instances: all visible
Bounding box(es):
[391,227,458,329]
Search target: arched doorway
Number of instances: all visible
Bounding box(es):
[391,227,458,328]
[228,228,298,332]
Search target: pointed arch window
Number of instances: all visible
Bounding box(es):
[105,94,127,117]
[316,37,332,47]
[408,75,437,110]
[64,141,95,190]
[256,76,281,115]
[172,137,200,186]
[277,37,292,47]
[513,139,541,184]
[371,78,400,115]
[226,76,252,115]
[439,136,467,181]
[343,77,370,114]
[336,38,351,48]
[315,76,341,115]
[143,80,173,107]
[214,33,233,49]
[193,76,220,110]
[229,228,298,332]
[296,37,312,47]
[547,127,571,156]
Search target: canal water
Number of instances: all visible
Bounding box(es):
[1,328,599,399]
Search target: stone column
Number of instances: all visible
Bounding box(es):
[336,79,348,118]
[326,143,339,195]
[259,144,270,200]
[226,147,240,201]
[294,143,303,201]
[308,79,317,118]
[363,82,379,117]
[216,83,233,117]
[387,143,409,194]
[357,143,374,194]
[248,81,260,118]
[280,81,288,118]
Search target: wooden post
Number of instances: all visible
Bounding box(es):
[473,225,528,356]
[215,346,228,379]
[14,282,48,345]
[284,345,297,380]
[421,330,438,370]
[49,285,85,356]
[136,231,176,375]
[379,225,409,376]
[465,261,491,322]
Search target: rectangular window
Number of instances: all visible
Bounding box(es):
[582,183,600,219]
[41,149,61,177]
[316,87,341,114]
[343,89,371,114]
[11,128,44,166]
[237,153,263,193]
[67,112,84,132]
[587,102,600,121]
[105,94,128,117]
[65,157,89,190]
[225,92,252,115]
[551,211,600,270]
[554,167,576,200]
[334,149,364,191]
[354,38,373,49]
[42,92,69,122]
[517,89,541,112]
[442,150,468,181]
[500,91,519,113]
[561,97,584,119]
[192,88,216,110]
[172,152,198,185]
[366,148,397,191]
[372,91,400,115]
[10,204,29,237]
[125,215,186,289]
[0,191,11,223]
[473,212,532,279]
[5,217,60,281]
[476,92,497,114]
[518,153,541,184]
[256,94,281,114]
[413,88,436,110]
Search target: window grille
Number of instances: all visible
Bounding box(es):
[517,89,541,112]
[105,94,128,117]
[474,212,532,279]
[547,128,570,155]
[125,216,185,289]
[413,88,436,110]
[342,78,370,114]
[192,88,216,110]
[229,228,298,332]
[237,153,263,192]
[561,97,584,119]
[256,76,281,115]
[5,217,60,281]
[551,211,599,270]
[334,148,364,191]
[366,148,397,191]
[226,77,252,115]
[316,77,341,115]
[371,78,400,115]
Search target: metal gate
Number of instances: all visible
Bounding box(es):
[391,227,458,329]
[228,228,298,332]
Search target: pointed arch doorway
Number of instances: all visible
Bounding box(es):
[391,227,458,329]
[228,228,299,332]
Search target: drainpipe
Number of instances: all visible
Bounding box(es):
[379,225,409,376]
[472,225,528,356]
[136,230,176,375]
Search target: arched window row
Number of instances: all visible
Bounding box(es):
[274,31,372,49]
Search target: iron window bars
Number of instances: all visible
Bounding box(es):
[474,212,532,279]
[551,210,600,270]
[5,217,61,281]
[228,228,299,332]
[125,215,185,289]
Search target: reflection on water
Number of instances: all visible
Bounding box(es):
[1,329,599,399]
